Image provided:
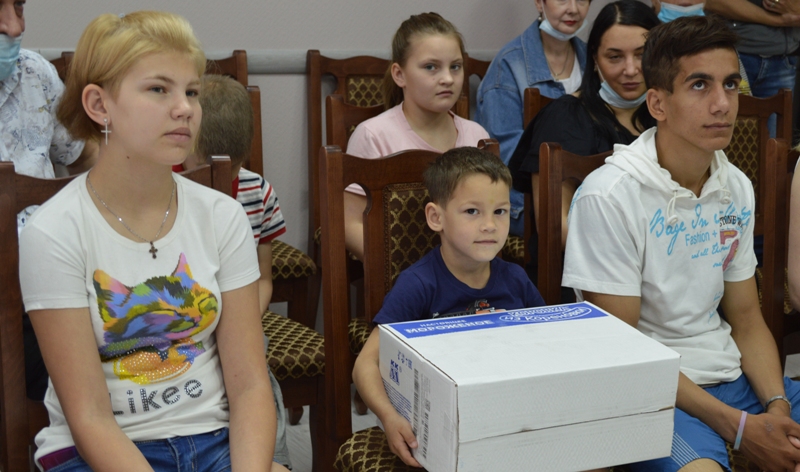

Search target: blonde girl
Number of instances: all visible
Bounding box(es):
[20,11,288,472]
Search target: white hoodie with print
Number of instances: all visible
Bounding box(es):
[562,127,757,386]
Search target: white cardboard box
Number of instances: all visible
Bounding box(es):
[378,302,681,472]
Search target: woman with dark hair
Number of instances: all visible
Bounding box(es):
[508,0,660,293]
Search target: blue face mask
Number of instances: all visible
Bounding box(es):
[599,80,646,109]
[539,9,587,42]
[658,3,705,23]
[0,34,22,82]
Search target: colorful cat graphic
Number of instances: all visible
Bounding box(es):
[94,253,218,385]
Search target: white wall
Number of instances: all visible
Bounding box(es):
[25,0,648,252]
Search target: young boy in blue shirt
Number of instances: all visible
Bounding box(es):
[353,146,545,467]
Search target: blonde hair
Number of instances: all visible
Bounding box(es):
[381,12,466,110]
[58,11,206,142]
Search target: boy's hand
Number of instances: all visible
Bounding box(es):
[383,413,421,467]
[738,412,800,471]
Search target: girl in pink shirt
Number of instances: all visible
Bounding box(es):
[344,12,489,259]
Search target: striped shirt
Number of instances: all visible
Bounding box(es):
[234,168,286,245]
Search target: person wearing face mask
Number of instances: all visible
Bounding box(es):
[0,1,96,232]
[653,0,754,95]
[475,0,591,238]
[507,0,659,300]
[1,0,97,405]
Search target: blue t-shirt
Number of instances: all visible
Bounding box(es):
[372,246,545,324]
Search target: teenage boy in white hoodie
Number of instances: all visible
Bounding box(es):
[563,16,800,472]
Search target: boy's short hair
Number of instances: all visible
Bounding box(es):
[643,15,738,93]
[423,147,512,206]
[195,74,254,168]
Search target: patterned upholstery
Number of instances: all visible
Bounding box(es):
[335,426,425,472]
[724,117,760,195]
[347,76,384,108]
[349,317,371,356]
[336,428,758,471]
[271,240,316,281]
[263,310,325,381]
[384,183,439,291]
[755,267,793,315]
[503,235,525,267]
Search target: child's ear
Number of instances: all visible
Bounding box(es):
[425,201,444,233]
[82,83,110,128]
[391,62,406,89]
[646,88,668,123]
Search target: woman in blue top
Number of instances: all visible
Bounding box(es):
[475,0,591,236]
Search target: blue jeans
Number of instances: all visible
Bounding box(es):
[45,428,231,472]
[738,52,797,137]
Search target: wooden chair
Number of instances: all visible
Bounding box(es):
[206,52,322,432]
[319,139,499,471]
[0,157,230,471]
[319,145,440,472]
[307,50,481,307]
[184,158,327,463]
[514,87,555,269]
[455,54,491,119]
[537,143,611,305]
[306,50,391,328]
[49,51,74,83]
[523,87,553,128]
[760,138,796,365]
[724,90,793,358]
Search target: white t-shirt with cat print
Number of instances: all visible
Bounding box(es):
[20,173,259,460]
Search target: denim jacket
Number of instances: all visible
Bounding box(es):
[475,20,587,229]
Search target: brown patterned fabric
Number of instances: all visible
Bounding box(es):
[503,235,525,267]
[263,310,325,381]
[349,317,372,356]
[384,183,439,292]
[271,240,316,281]
[726,443,760,471]
[724,117,759,194]
[335,426,426,472]
[347,76,384,108]
[336,429,756,472]
[755,267,793,315]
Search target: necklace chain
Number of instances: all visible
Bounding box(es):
[87,175,175,259]
[548,46,572,80]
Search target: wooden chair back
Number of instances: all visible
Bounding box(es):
[307,50,391,259]
[759,138,794,361]
[519,87,555,268]
[0,157,230,471]
[456,54,491,119]
[49,51,74,83]
[325,94,383,150]
[205,50,248,87]
[537,143,611,305]
[523,87,553,128]
[725,89,792,234]
[204,50,263,178]
[0,163,74,471]
[319,139,498,449]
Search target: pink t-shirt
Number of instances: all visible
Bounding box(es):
[345,103,490,195]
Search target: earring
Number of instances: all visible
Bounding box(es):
[102,117,111,145]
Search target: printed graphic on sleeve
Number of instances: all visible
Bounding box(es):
[94,253,218,385]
